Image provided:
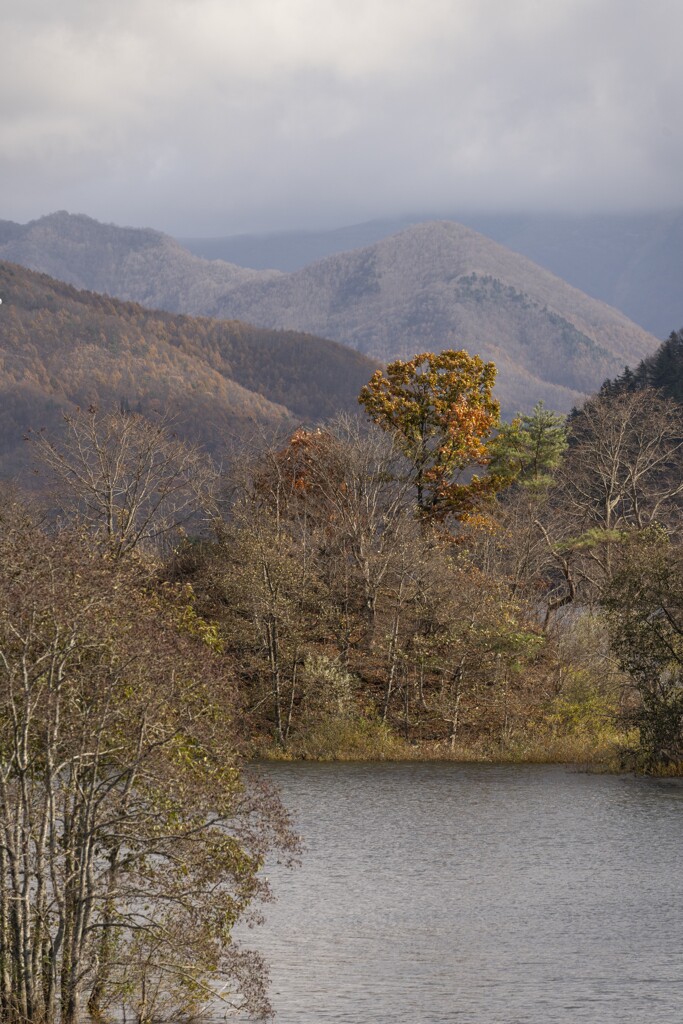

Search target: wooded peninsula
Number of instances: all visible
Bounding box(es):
[1,330,682,1022]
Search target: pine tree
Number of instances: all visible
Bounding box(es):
[488,402,567,489]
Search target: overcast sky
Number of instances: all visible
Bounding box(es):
[3,0,682,235]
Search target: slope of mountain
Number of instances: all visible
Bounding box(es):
[0,261,378,479]
[459,211,683,340]
[179,210,683,338]
[0,213,660,418]
[0,211,282,314]
[206,221,658,416]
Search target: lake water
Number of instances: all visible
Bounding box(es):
[237,763,683,1023]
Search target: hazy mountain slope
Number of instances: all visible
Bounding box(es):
[0,261,378,479]
[0,213,659,418]
[0,211,281,315]
[180,210,683,337]
[459,211,683,339]
[207,221,658,416]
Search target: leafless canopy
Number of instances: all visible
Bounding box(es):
[30,407,217,557]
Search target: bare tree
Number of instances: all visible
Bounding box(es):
[563,389,683,537]
[30,407,217,558]
[518,390,683,620]
[206,419,420,741]
[276,417,416,643]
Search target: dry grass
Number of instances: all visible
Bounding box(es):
[252,718,630,767]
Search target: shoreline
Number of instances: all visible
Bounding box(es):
[247,732,683,776]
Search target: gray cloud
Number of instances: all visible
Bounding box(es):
[2,0,682,234]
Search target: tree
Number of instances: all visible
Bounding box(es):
[525,389,683,623]
[562,390,683,578]
[648,328,683,404]
[29,407,216,559]
[203,420,418,744]
[599,327,683,405]
[487,402,567,489]
[258,418,415,644]
[0,503,296,1024]
[604,530,683,768]
[358,350,500,520]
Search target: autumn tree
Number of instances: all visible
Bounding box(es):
[358,350,500,520]
[0,503,297,1024]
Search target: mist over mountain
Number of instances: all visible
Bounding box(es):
[0,212,659,419]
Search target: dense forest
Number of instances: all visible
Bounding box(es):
[1,332,682,1022]
[0,260,378,477]
[168,339,681,768]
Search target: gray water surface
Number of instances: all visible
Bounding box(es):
[239,763,683,1023]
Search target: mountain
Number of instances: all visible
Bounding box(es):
[204,221,658,416]
[459,211,683,340]
[0,211,282,314]
[179,210,683,338]
[0,261,378,479]
[0,213,659,418]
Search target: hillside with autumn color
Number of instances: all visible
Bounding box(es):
[0,213,661,417]
[0,261,379,478]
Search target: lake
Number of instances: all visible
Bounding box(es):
[236,763,683,1023]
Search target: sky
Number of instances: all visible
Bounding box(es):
[3,0,682,236]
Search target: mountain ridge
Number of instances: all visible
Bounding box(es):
[0,211,282,314]
[205,220,658,415]
[0,259,378,480]
[0,212,660,418]
[179,209,683,338]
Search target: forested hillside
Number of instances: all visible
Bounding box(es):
[14,344,678,772]
[176,348,681,769]
[0,211,279,310]
[206,221,658,417]
[597,327,683,404]
[0,261,378,477]
[183,210,683,338]
[0,213,659,418]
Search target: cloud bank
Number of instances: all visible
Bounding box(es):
[2,0,681,233]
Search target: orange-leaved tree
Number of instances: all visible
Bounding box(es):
[358,350,500,520]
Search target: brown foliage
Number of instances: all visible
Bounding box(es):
[0,499,298,1023]
[0,259,378,479]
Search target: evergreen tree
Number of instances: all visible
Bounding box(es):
[648,329,683,404]
[598,328,683,405]
[488,402,567,489]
